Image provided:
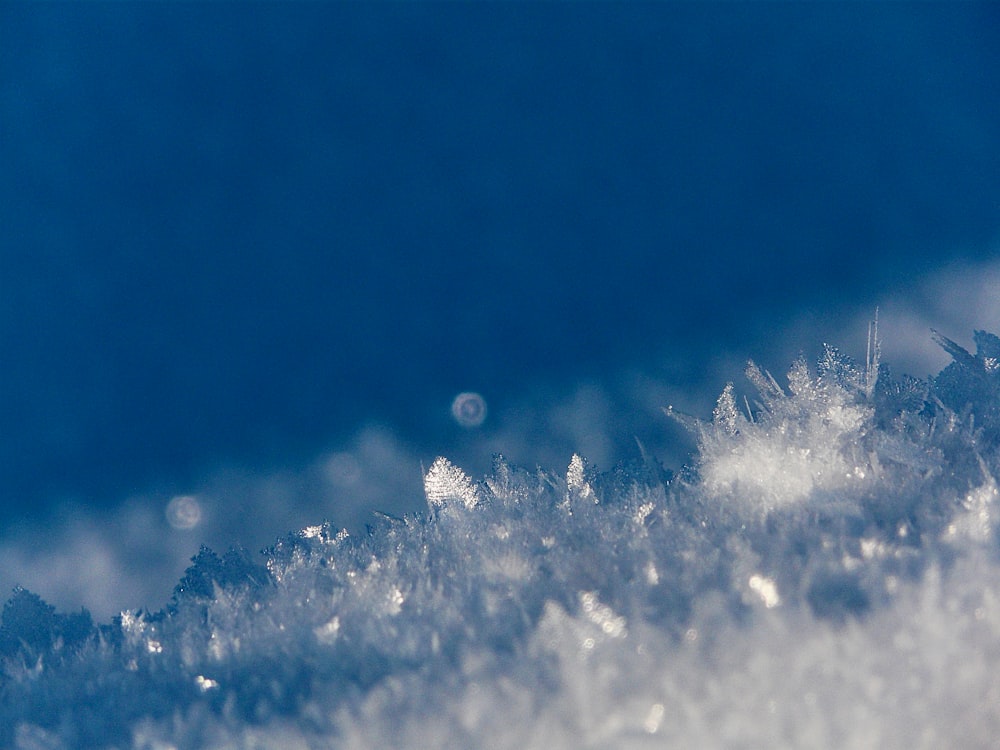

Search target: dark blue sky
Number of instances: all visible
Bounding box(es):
[1,3,998,517]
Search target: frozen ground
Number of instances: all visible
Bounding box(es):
[4,306,1000,748]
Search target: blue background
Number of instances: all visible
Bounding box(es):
[1,3,998,525]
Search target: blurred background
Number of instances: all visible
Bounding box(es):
[1,3,998,618]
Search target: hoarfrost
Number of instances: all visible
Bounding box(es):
[423,456,481,509]
[4,326,1000,748]
[676,356,876,509]
[565,453,597,506]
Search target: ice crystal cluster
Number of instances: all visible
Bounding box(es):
[5,329,1000,748]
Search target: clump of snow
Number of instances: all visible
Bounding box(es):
[669,356,876,509]
[4,325,1000,748]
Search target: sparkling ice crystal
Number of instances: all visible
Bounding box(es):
[4,326,1000,748]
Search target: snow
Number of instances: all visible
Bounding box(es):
[5,323,1000,748]
[423,456,482,510]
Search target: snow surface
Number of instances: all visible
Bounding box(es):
[5,325,1000,748]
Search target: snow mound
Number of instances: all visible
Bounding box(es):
[4,327,1000,748]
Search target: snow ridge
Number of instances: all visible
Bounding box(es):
[4,328,1000,748]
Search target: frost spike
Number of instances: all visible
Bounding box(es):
[712,383,741,435]
[566,453,597,505]
[423,457,480,510]
[745,360,785,402]
[864,308,881,398]
[663,405,703,435]
[932,329,977,370]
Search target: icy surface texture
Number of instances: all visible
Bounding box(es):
[4,329,1000,748]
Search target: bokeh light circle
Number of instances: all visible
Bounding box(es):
[451,392,487,428]
[165,495,202,530]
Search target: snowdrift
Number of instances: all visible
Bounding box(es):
[4,326,1000,748]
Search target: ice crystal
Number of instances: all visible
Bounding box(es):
[423,456,481,509]
[3,326,1000,748]
[673,355,876,509]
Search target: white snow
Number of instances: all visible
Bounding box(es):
[671,357,876,510]
[4,321,1000,748]
[423,456,482,509]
